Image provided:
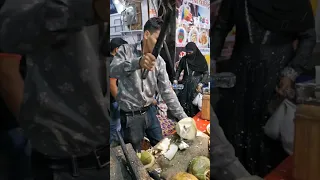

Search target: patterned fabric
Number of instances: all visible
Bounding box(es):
[156,102,176,137]
[110,43,188,120]
[0,0,109,157]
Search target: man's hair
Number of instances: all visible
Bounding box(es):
[143,17,164,34]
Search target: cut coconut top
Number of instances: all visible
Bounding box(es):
[176,117,197,140]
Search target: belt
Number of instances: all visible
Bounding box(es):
[120,106,150,116]
[32,145,110,177]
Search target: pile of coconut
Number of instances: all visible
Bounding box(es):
[137,117,210,180]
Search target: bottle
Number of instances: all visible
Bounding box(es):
[211,72,236,89]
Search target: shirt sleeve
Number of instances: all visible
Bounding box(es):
[157,60,188,120]
[110,45,141,79]
[0,0,95,54]
[281,28,317,81]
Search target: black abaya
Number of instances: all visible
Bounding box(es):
[211,0,316,176]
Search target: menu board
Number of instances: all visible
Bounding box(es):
[175,0,211,65]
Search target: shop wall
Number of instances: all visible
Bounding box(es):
[110,0,149,44]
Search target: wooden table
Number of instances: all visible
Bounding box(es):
[193,111,210,132]
[265,156,294,180]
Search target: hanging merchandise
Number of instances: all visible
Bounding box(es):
[121,3,138,26]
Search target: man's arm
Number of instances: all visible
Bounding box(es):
[0,55,24,117]
[110,78,118,98]
[0,0,97,54]
[110,45,141,79]
[157,60,188,120]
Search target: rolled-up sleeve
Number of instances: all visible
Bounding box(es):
[157,60,188,120]
[110,45,141,79]
[0,0,95,54]
[282,28,317,81]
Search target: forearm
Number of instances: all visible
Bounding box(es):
[0,0,95,54]
[110,79,118,98]
[0,73,24,117]
[161,89,188,120]
[282,28,317,81]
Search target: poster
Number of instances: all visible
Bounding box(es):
[148,0,158,18]
[175,0,211,66]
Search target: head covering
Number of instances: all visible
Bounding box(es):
[184,42,208,73]
[110,38,128,54]
[247,0,314,33]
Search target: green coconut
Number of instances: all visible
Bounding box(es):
[188,156,210,180]
[139,151,155,168]
[171,172,198,180]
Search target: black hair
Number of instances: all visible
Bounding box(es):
[143,17,164,34]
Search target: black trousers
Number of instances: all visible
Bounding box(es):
[120,106,163,152]
[32,157,109,180]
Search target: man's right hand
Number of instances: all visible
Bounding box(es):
[139,53,156,71]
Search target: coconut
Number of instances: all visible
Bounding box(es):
[188,156,210,180]
[171,172,198,180]
[176,117,197,140]
[139,151,155,169]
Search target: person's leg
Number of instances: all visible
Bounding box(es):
[6,128,32,179]
[120,113,146,152]
[145,105,163,146]
[110,102,121,146]
[32,159,110,180]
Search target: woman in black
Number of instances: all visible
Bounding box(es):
[211,0,316,176]
[174,42,209,117]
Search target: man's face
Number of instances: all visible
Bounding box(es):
[143,30,160,53]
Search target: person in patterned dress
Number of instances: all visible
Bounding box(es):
[0,0,111,179]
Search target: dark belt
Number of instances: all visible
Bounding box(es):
[120,106,150,116]
[32,145,110,177]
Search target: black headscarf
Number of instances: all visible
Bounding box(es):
[247,0,315,33]
[184,42,208,73]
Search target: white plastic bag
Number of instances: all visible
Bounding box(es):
[264,99,296,155]
[192,93,203,111]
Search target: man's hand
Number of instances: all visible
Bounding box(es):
[276,77,293,97]
[93,0,109,22]
[139,53,156,71]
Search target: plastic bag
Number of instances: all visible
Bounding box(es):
[192,93,203,111]
[264,99,296,155]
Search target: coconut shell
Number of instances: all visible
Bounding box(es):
[171,172,198,180]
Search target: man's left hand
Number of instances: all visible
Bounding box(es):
[276,77,293,97]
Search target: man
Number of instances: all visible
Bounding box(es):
[108,38,128,145]
[0,53,31,179]
[110,17,188,151]
[0,0,110,179]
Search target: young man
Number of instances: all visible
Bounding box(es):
[108,38,128,145]
[0,0,110,179]
[110,17,188,151]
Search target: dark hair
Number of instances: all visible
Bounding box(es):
[143,17,163,34]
